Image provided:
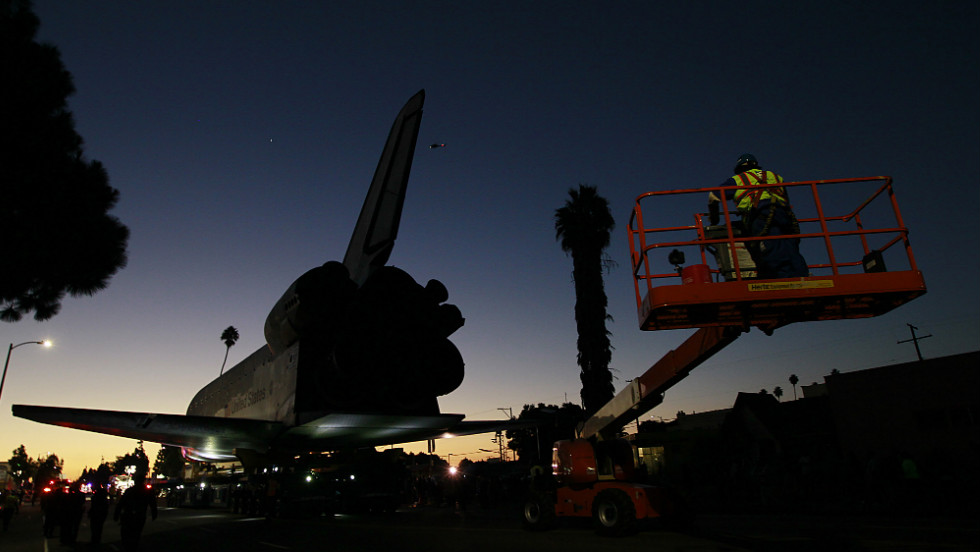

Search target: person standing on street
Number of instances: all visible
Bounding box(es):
[114,475,157,552]
[89,485,111,544]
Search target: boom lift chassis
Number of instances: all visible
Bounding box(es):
[524,177,926,535]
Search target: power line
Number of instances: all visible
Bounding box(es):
[897,323,932,361]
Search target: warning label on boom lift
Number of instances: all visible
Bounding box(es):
[747,280,835,292]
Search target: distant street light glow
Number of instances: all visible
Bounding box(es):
[1,339,54,405]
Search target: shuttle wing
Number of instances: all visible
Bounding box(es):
[279,412,465,449]
[12,404,283,462]
[280,413,534,449]
[12,404,530,461]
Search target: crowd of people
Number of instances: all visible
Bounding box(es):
[2,474,157,551]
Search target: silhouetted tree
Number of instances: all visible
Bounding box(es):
[113,441,149,477]
[219,326,239,375]
[7,444,36,485]
[789,374,799,400]
[555,185,616,416]
[773,386,783,401]
[86,462,113,487]
[34,453,63,492]
[152,445,184,479]
[506,402,585,465]
[1,0,129,322]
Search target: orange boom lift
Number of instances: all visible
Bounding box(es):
[523,176,926,535]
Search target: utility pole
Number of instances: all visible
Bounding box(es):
[897,323,932,361]
[495,407,514,461]
[491,431,505,462]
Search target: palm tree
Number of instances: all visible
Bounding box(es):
[555,185,616,417]
[789,374,799,400]
[219,326,239,375]
[773,386,783,401]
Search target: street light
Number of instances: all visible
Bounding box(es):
[1,340,53,404]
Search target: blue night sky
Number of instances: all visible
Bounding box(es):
[4,1,978,478]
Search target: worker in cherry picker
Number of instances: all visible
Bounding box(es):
[708,153,808,278]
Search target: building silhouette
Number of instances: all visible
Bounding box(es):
[634,350,979,514]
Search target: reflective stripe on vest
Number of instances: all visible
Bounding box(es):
[732,169,787,212]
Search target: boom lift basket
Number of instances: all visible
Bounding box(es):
[628,177,926,333]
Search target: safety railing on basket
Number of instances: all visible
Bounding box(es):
[628,176,922,329]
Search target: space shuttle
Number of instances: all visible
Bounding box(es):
[14,90,520,463]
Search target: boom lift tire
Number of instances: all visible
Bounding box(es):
[521,491,556,531]
[592,489,636,536]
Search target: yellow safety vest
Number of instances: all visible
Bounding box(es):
[732,169,788,213]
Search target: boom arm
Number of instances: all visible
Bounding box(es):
[579,326,742,440]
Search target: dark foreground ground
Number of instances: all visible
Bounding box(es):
[2,500,977,552]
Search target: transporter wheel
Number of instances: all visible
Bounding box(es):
[522,492,556,531]
[592,489,636,536]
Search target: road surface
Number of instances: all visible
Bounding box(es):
[1,500,976,551]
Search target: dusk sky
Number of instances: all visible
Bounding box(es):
[4,1,978,479]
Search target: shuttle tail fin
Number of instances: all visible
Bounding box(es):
[342,90,425,286]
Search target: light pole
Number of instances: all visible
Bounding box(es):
[1,340,52,404]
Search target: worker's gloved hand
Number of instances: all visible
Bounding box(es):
[708,192,720,225]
